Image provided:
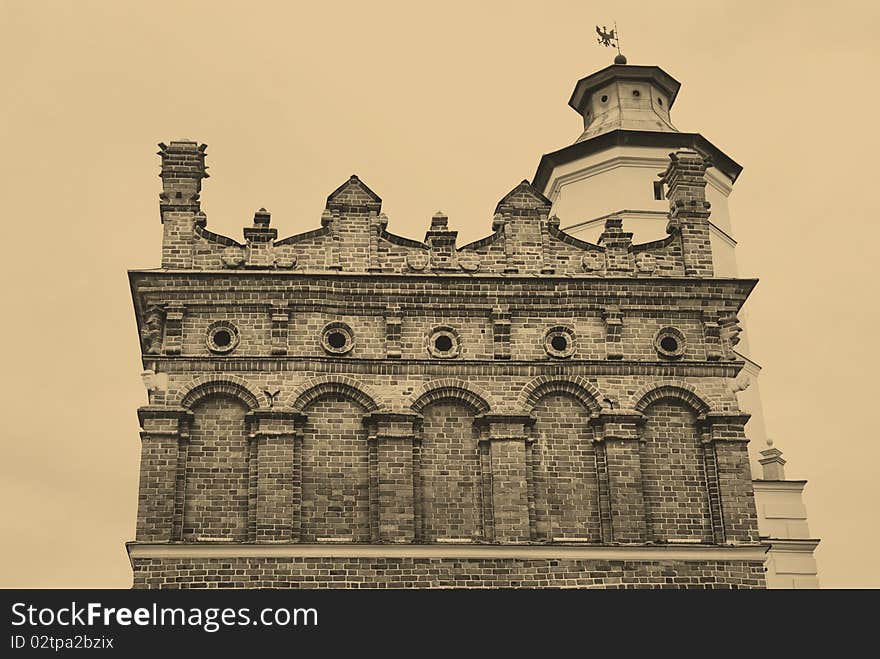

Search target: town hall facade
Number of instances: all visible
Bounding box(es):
[127,59,818,588]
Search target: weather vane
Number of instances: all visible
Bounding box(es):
[596,22,626,64]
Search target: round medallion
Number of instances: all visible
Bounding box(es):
[406,251,429,271]
[582,252,603,272]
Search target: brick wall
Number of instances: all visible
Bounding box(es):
[533,393,600,540]
[300,395,371,542]
[132,557,766,589]
[640,400,712,542]
[128,144,765,589]
[182,395,250,541]
[419,402,482,542]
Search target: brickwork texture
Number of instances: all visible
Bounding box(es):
[128,140,766,589]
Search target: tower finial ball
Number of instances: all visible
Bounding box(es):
[614,53,627,64]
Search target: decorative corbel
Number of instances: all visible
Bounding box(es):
[140,304,166,355]
[718,310,743,360]
[162,303,184,355]
[702,309,722,361]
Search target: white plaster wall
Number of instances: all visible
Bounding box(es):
[753,482,820,588]
[546,145,737,276]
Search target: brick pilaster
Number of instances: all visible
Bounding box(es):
[477,414,534,543]
[704,412,759,543]
[384,305,402,359]
[602,306,624,360]
[270,301,289,356]
[491,305,511,360]
[592,410,648,543]
[367,412,421,543]
[702,310,722,361]
[247,410,300,543]
[136,406,193,542]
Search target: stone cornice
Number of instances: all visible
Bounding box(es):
[701,411,752,426]
[761,538,821,553]
[474,412,536,426]
[532,129,743,191]
[126,541,769,563]
[363,410,423,423]
[137,405,193,425]
[752,479,808,492]
[130,269,757,289]
[591,409,644,423]
[141,357,745,379]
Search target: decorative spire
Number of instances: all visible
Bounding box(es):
[759,438,787,480]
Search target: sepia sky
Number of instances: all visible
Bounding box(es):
[1,0,878,588]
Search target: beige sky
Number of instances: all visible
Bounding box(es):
[1,0,878,588]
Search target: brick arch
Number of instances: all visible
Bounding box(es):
[517,375,603,415]
[629,379,716,416]
[178,375,264,410]
[288,375,383,412]
[409,379,492,414]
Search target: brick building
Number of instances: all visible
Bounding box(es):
[127,59,818,588]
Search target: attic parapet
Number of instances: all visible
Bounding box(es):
[149,143,717,276]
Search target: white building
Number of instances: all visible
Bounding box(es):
[531,58,819,587]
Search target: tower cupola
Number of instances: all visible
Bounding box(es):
[568,64,681,142]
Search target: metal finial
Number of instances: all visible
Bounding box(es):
[596,21,626,64]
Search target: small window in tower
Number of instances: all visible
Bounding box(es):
[427,327,461,359]
[600,94,608,103]
[544,326,576,359]
[321,322,354,355]
[206,320,240,354]
[632,89,641,97]
[657,97,664,107]
[654,326,686,360]
[653,180,665,201]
